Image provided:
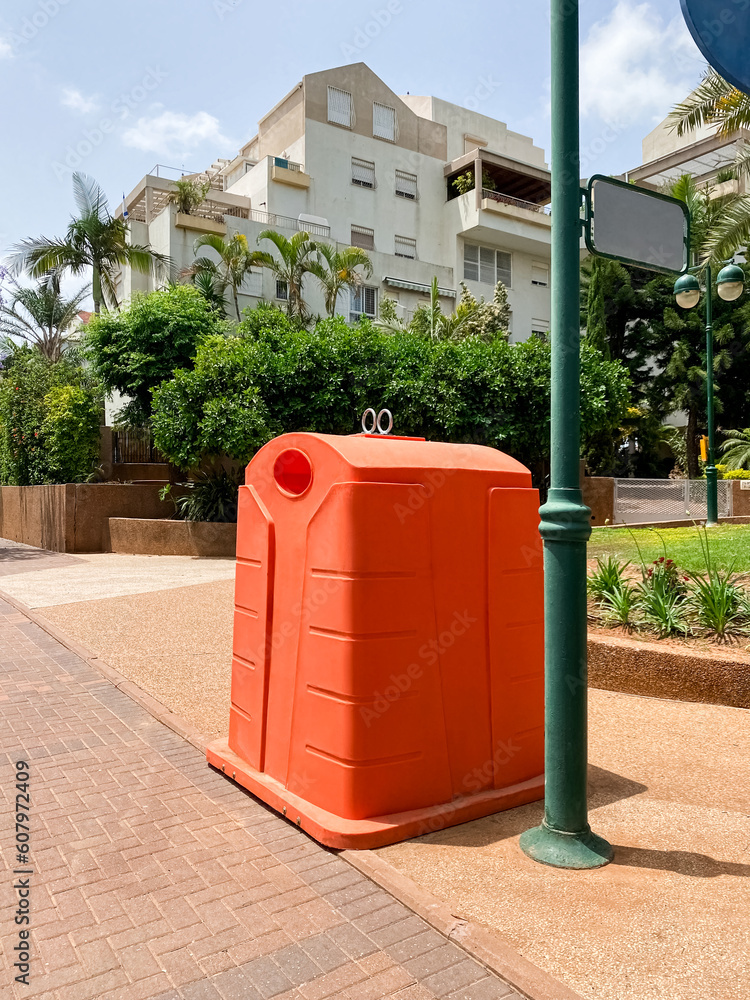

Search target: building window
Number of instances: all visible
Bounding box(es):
[276,280,288,300]
[328,86,353,127]
[531,263,549,286]
[350,285,378,321]
[532,319,549,340]
[464,243,512,288]
[352,157,375,189]
[496,251,512,287]
[395,169,417,200]
[245,271,263,297]
[351,225,375,251]
[394,235,417,259]
[373,102,396,141]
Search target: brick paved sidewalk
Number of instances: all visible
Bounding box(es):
[0,597,523,1000]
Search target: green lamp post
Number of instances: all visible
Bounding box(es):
[673,262,746,526]
[519,0,613,869]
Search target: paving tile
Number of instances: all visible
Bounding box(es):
[421,960,489,998]
[242,954,294,998]
[0,602,534,1000]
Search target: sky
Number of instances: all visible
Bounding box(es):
[0,0,708,305]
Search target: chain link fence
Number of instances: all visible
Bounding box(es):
[613,478,733,525]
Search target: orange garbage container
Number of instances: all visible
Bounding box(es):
[207,431,544,849]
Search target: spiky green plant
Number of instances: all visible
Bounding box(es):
[306,243,373,317]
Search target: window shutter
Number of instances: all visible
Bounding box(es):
[373,102,396,140]
[351,225,375,250]
[531,263,549,286]
[395,170,417,200]
[463,244,479,282]
[394,235,417,259]
[496,251,512,287]
[351,157,375,188]
[328,86,352,127]
[479,247,495,285]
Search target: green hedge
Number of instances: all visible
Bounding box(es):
[152,309,631,479]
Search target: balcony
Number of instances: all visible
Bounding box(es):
[481,189,551,216]
[270,156,311,189]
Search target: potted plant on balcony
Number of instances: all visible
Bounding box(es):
[168,178,211,216]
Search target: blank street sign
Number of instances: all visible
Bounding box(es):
[681,0,750,95]
[585,175,690,275]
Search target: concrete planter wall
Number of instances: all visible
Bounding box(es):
[0,483,175,553]
[589,633,750,710]
[109,517,236,557]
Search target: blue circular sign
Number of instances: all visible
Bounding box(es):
[681,0,750,95]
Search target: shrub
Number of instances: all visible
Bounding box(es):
[0,349,102,485]
[162,467,243,523]
[41,386,101,484]
[151,309,632,480]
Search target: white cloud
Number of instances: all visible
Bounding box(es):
[121,109,232,157]
[0,36,13,59]
[60,87,99,115]
[580,1,706,127]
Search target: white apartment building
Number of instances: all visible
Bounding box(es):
[626,107,749,196]
[117,63,552,340]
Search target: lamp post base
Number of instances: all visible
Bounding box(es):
[520,822,613,870]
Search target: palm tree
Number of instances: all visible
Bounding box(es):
[669,69,750,139]
[0,270,90,360]
[719,428,750,470]
[181,232,266,322]
[668,72,750,261]
[670,171,750,264]
[306,243,372,317]
[255,230,319,320]
[8,173,170,313]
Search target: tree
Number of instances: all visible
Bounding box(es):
[0,270,90,360]
[668,76,750,260]
[382,278,511,342]
[181,232,266,321]
[719,428,750,470]
[85,284,225,425]
[254,230,319,320]
[669,68,750,139]
[580,174,750,477]
[306,243,373,317]
[8,173,170,314]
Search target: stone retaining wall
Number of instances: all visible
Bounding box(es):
[109,517,236,557]
[0,484,174,553]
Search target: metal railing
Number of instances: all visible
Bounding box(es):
[482,189,551,215]
[613,478,733,525]
[271,156,302,172]
[249,208,330,237]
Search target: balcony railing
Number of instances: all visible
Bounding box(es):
[250,208,330,237]
[482,189,551,215]
[271,156,303,172]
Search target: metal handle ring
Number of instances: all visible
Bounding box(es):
[361,408,377,434]
[377,409,393,435]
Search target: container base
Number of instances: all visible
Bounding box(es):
[206,739,545,850]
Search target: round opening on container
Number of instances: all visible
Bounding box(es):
[274,449,312,496]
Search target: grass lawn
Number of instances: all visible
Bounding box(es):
[588,523,750,574]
